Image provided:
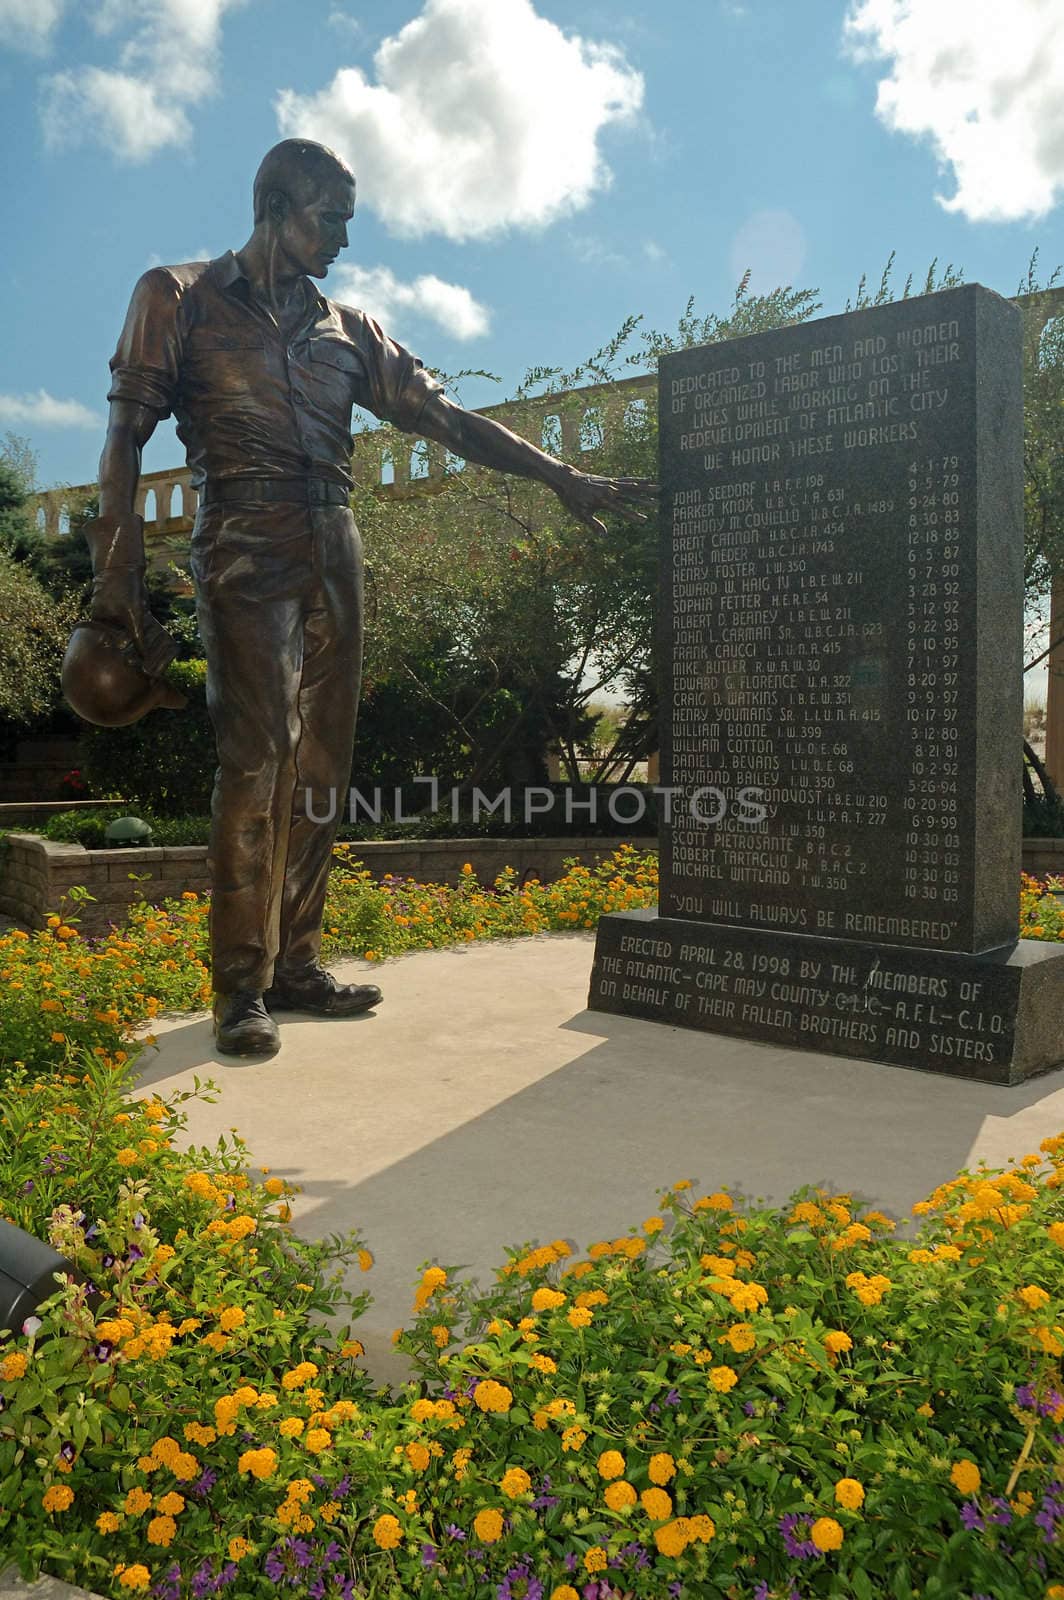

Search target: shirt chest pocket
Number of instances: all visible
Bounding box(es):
[307,338,366,408]
[185,329,267,391]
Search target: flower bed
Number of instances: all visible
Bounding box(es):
[0,846,658,1079]
[3,853,1064,1083]
[1,1059,1063,1598]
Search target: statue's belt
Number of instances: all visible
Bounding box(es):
[199,477,351,507]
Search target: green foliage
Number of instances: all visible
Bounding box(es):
[1,1053,1063,1596]
[36,810,213,849]
[354,271,835,785]
[0,540,78,725]
[0,1054,373,1588]
[1017,253,1064,597]
[81,661,214,817]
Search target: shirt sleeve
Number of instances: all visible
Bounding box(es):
[344,309,443,431]
[107,268,185,416]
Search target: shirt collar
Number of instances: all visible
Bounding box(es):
[213,250,328,317]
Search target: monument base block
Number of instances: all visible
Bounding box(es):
[589,909,1064,1086]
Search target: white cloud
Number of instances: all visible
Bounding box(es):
[0,390,101,428]
[41,0,246,162]
[844,0,1064,222]
[0,0,66,52]
[729,209,808,294]
[327,7,362,37]
[331,263,490,341]
[276,0,644,241]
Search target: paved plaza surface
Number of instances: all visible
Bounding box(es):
[137,931,1064,1389]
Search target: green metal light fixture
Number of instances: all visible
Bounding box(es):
[104,816,154,848]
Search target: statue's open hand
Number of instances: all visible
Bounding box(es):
[553,469,659,537]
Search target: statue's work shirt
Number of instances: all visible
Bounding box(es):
[108,251,441,492]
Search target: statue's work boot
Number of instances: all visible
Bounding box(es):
[264,962,383,1016]
[213,990,280,1057]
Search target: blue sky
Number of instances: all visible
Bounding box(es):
[1,0,1062,493]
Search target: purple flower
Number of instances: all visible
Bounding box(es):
[987,1498,1012,1526]
[778,1513,819,1560]
[151,1563,181,1600]
[496,1562,543,1600]
[20,1179,34,1194]
[102,1253,116,1270]
[190,1468,218,1497]
[754,1586,770,1600]
[263,1551,285,1584]
[191,1562,215,1599]
[94,1340,114,1362]
[665,1387,681,1405]
[421,1545,438,1567]
[531,1474,559,1512]
[127,1243,144,1262]
[333,1475,351,1499]
[446,1523,466,1541]
[60,1441,75,1463]
[960,1502,985,1531]
[132,1210,145,1230]
[743,1400,757,1417]
[1015,1384,1037,1409]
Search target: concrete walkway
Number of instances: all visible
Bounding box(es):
[137,932,1064,1388]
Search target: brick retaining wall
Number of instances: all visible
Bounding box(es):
[1021,837,1064,878]
[0,833,642,935]
[2,832,1060,935]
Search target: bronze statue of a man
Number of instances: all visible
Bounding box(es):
[88,138,652,1057]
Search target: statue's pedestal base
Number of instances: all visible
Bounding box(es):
[588,909,1064,1085]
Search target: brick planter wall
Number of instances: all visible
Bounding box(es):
[0,834,643,935]
[4,832,1058,936]
[1020,837,1064,878]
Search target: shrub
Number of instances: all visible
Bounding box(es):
[0,1055,1062,1597]
[82,662,215,817]
[37,812,213,850]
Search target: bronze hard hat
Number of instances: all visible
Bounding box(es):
[61,620,187,728]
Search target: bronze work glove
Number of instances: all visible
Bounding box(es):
[84,514,180,681]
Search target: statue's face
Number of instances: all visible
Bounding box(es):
[277,175,356,279]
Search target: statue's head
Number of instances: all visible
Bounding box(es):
[252,138,356,279]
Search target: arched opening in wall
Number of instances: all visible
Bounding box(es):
[169,484,183,519]
[1038,314,1064,372]
[624,398,649,431]
[410,440,430,480]
[444,451,465,475]
[57,504,71,535]
[541,414,562,455]
[143,489,157,524]
[380,451,395,486]
[35,506,46,533]
[580,408,604,452]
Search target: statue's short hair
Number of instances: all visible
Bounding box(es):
[253,139,355,223]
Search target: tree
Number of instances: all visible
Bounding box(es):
[352,276,830,796]
[0,548,76,727]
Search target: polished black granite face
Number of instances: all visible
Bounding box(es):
[656,284,1022,956]
[590,909,1064,1086]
